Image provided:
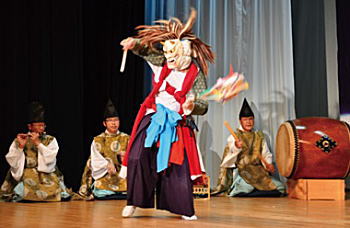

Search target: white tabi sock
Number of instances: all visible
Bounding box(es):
[181,215,198,220]
[122,205,136,218]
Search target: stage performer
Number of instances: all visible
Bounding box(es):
[0,102,72,202]
[119,9,214,220]
[212,98,285,197]
[78,99,129,200]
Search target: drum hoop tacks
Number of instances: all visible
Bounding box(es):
[342,121,350,178]
[286,120,300,179]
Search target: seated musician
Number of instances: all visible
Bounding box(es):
[78,99,130,200]
[0,102,72,202]
[212,98,285,197]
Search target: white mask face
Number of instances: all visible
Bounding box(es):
[163,39,192,70]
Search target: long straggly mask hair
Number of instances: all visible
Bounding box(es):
[134,9,215,75]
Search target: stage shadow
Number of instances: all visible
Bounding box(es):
[198,120,222,187]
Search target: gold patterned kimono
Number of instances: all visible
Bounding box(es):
[212,130,280,196]
[211,145,235,195]
[78,131,129,198]
[0,135,71,202]
[235,130,277,191]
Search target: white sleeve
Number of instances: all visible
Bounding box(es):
[90,141,108,180]
[119,165,127,179]
[261,138,273,165]
[5,140,25,181]
[37,138,59,173]
[220,135,242,168]
[147,62,163,82]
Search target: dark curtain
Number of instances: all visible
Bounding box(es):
[291,0,328,118]
[0,0,145,190]
[336,0,350,115]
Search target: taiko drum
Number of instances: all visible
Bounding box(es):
[276,117,350,179]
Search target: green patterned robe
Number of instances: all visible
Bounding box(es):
[0,135,71,202]
[78,131,130,199]
[235,130,277,191]
[212,130,285,196]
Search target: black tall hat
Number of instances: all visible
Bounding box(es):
[28,101,45,123]
[103,99,119,119]
[239,98,254,119]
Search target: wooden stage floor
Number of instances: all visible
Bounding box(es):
[0,196,349,227]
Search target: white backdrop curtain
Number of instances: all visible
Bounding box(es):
[145,0,296,185]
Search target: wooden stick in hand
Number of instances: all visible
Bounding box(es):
[224,120,271,172]
[120,50,128,72]
[223,121,239,141]
[259,154,269,169]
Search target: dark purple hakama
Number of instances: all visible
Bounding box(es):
[126,114,195,216]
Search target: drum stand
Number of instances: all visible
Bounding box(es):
[287,179,345,200]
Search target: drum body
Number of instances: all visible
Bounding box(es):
[276,117,350,179]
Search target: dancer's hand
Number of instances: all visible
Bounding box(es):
[182,94,195,115]
[120,37,136,51]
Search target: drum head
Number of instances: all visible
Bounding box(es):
[276,122,296,177]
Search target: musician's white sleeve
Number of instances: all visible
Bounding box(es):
[37,138,59,173]
[261,139,273,165]
[221,135,241,168]
[91,141,108,180]
[6,140,25,181]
